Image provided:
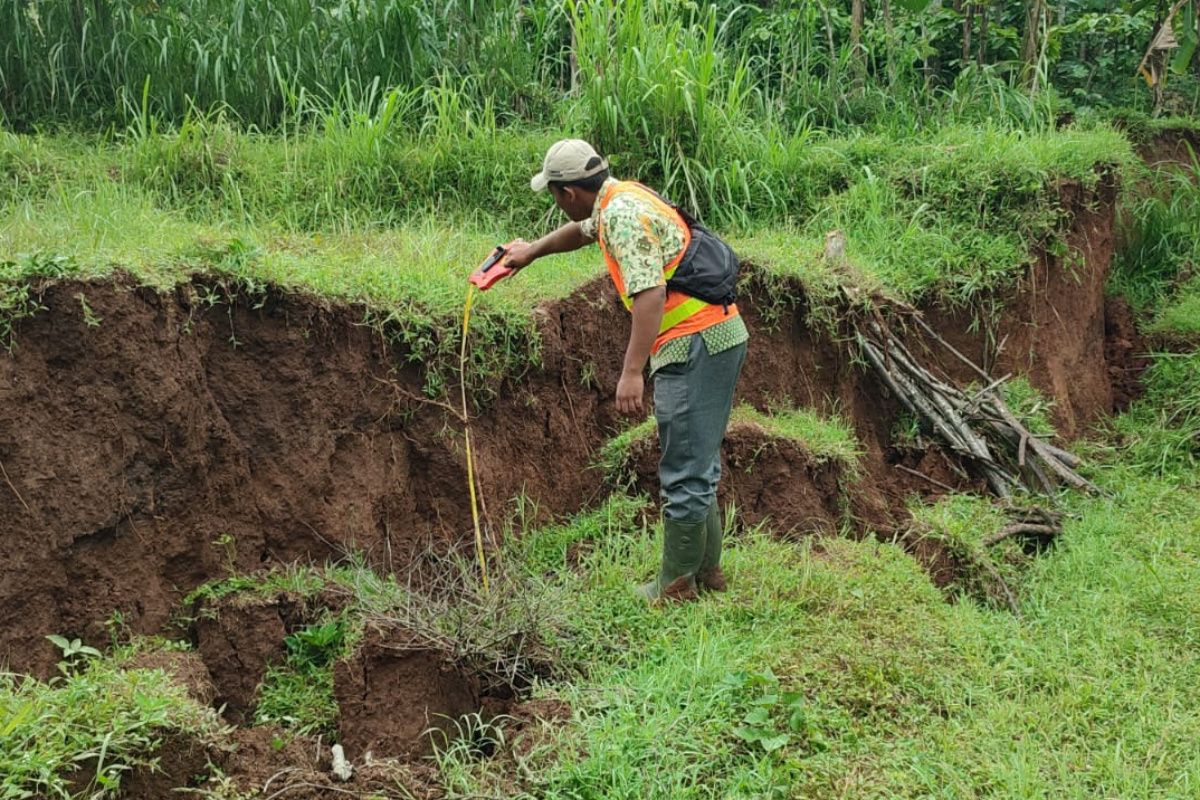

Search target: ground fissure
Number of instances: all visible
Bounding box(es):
[0,177,1136,680]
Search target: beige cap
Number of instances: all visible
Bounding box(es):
[530,139,608,191]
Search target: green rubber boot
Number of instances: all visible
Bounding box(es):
[697,502,727,592]
[638,517,705,603]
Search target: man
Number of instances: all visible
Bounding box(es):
[504,139,749,602]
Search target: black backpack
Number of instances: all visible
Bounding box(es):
[639,185,740,309]
[668,204,740,310]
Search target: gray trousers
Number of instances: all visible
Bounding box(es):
[653,335,747,523]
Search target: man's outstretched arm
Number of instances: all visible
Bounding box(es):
[504,222,591,269]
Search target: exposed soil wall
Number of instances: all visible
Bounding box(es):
[622,420,884,537]
[1137,128,1200,174]
[0,176,1129,676]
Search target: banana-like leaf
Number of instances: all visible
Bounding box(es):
[895,0,934,12]
[1171,2,1199,75]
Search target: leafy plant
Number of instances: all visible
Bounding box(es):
[725,669,829,756]
[45,634,101,676]
[253,619,348,736]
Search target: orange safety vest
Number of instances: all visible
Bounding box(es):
[597,181,739,354]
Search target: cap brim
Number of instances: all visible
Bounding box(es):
[530,172,549,192]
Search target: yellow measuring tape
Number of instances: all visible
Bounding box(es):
[459,284,490,592]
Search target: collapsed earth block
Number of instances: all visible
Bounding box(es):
[334,622,481,759]
[619,412,880,538]
[192,590,306,723]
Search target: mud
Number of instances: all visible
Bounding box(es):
[0,175,1132,677]
[334,623,482,760]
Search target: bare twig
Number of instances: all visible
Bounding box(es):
[894,464,958,493]
[852,301,1094,500]
[0,457,30,514]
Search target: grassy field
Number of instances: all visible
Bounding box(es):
[3,93,1199,800]
[0,124,1136,361]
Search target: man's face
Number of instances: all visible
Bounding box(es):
[550,185,594,223]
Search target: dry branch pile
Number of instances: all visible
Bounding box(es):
[855,310,1101,499]
[820,230,1099,503]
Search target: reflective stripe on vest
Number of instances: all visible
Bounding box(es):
[597,181,740,352]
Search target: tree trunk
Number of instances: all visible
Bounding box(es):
[883,0,897,83]
[978,1,989,65]
[923,0,944,88]
[851,0,867,87]
[963,3,975,64]
[1022,0,1047,89]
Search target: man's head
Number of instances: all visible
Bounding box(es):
[531,139,609,222]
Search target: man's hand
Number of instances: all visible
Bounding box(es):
[615,369,645,415]
[503,238,535,270]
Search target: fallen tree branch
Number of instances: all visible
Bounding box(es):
[982,522,1061,547]
[894,463,958,493]
[842,283,1098,501]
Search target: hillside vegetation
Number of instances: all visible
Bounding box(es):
[2,1,1199,798]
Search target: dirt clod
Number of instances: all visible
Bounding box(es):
[124,648,217,706]
[334,623,481,760]
[193,592,302,722]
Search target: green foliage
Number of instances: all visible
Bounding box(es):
[512,492,646,577]
[1151,276,1200,338]
[0,252,78,350]
[254,619,348,737]
[729,404,863,467]
[1107,351,1200,477]
[0,657,220,798]
[44,635,102,676]
[1110,142,1200,315]
[725,669,829,757]
[0,0,567,130]
[593,417,657,486]
[998,375,1057,437]
[7,0,1194,135]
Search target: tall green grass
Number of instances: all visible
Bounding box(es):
[1110,143,1200,317]
[0,121,1136,380]
[1,0,567,130]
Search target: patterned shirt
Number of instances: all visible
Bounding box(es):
[579,178,749,373]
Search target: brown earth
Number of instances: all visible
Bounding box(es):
[1137,128,1200,175]
[333,622,481,760]
[120,722,444,800]
[191,590,309,723]
[0,174,1135,677]
[623,419,870,537]
[111,686,570,800]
